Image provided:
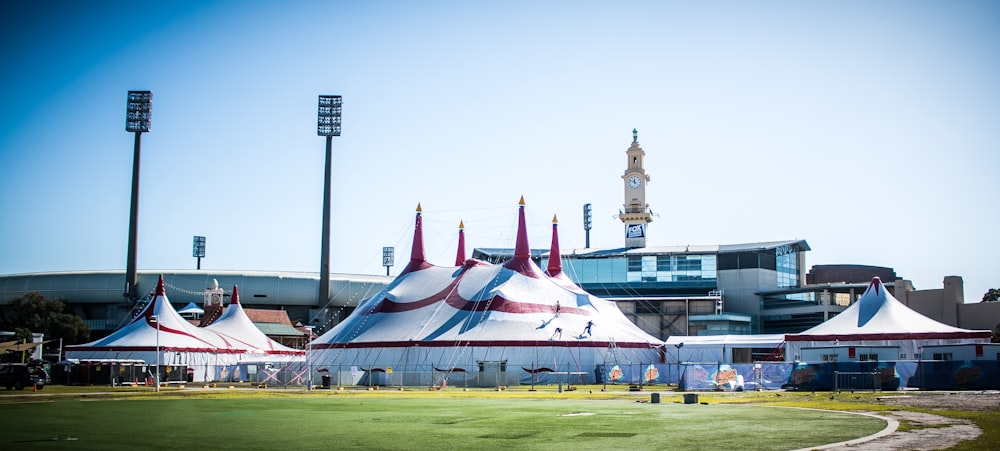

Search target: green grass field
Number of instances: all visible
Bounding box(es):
[0,387,887,450]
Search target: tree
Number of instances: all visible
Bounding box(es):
[0,292,90,345]
[982,288,1000,303]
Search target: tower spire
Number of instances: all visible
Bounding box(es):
[621,129,652,248]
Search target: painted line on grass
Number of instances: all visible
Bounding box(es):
[777,406,898,451]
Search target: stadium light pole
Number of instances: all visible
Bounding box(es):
[192,236,206,270]
[317,95,342,308]
[124,90,152,301]
[150,315,160,392]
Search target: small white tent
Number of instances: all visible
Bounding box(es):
[784,277,992,362]
[66,276,304,382]
[204,285,304,361]
[309,200,664,386]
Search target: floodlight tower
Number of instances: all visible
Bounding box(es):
[192,236,206,270]
[317,95,342,307]
[124,91,152,301]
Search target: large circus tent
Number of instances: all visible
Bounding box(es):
[308,199,665,387]
[66,275,303,383]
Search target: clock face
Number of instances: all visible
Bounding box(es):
[210,293,221,305]
[627,175,642,189]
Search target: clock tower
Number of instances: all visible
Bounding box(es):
[620,128,652,248]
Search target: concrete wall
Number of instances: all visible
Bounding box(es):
[958,302,1000,331]
[717,268,777,326]
[896,276,1000,332]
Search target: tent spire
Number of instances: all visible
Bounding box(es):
[230,285,241,305]
[503,196,541,277]
[403,203,432,273]
[155,274,166,297]
[513,196,530,259]
[870,277,882,296]
[547,214,563,277]
[455,220,466,267]
[142,274,168,321]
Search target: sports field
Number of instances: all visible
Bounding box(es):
[0,388,884,450]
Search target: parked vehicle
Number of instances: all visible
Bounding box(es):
[0,363,47,390]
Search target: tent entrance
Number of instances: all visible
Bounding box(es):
[476,360,507,388]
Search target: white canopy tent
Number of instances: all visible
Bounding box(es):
[784,277,992,362]
[664,334,785,364]
[66,276,303,382]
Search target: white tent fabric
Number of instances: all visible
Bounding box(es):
[309,202,664,385]
[66,275,303,381]
[204,285,303,360]
[784,277,992,361]
[664,335,785,363]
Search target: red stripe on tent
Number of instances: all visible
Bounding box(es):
[64,346,247,354]
[64,346,303,355]
[311,340,659,350]
[784,331,993,341]
[370,267,588,316]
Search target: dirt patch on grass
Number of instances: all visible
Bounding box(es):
[826,391,999,450]
[874,390,1000,411]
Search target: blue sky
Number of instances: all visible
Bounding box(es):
[2,1,998,302]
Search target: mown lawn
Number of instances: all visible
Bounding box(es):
[0,389,885,450]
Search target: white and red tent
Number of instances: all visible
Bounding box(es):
[66,276,303,382]
[204,285,304,360]
[784,277,992,361]
[309,199,664,386]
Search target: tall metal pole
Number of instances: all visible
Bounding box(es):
[316,95,341,307]
[125,131,142,300]
[319,135,332,307]
[124,90,151,301]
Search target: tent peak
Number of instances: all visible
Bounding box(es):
[547,215,563,276]
[455,220,467,267]
[402,204,431,274]
[155,275,166,297]
[230,285,241,305]
[869,277,883,296]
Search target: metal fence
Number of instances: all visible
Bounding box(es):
[833,371,880,392]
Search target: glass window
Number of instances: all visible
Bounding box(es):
[641,256,656,273]
[656,255,671,271]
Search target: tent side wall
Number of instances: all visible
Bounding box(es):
[308,343,662,386]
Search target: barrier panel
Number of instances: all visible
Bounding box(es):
[833,371,879,392]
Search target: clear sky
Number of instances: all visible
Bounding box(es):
[2,1,998,302]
